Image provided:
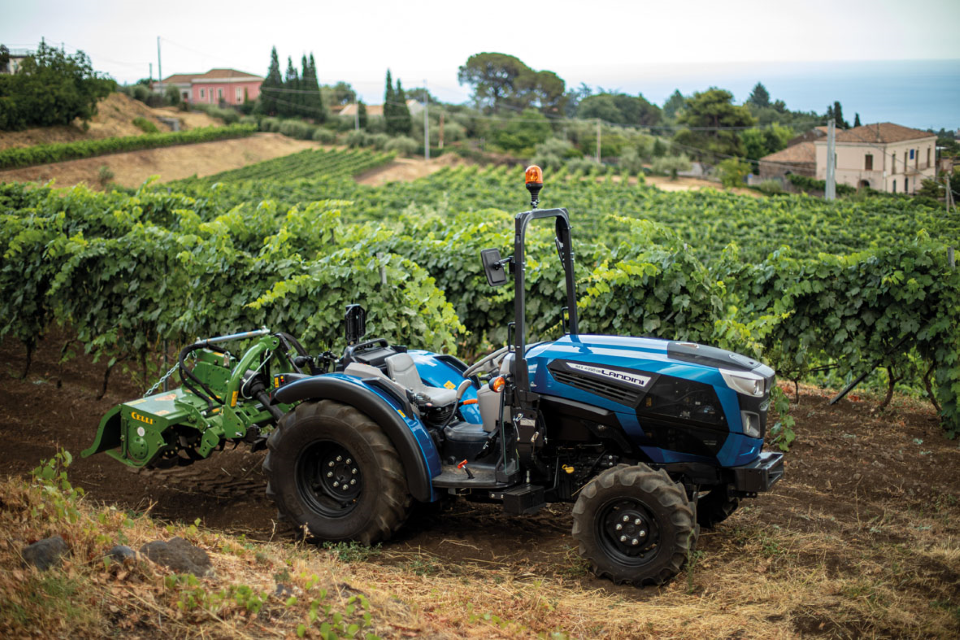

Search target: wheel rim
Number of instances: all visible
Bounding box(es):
[595,498,662,566]
[295,440,363,518]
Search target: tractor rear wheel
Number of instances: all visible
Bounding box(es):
[572,464,698,586]
[695,487,740,528]
[264,400,411,545]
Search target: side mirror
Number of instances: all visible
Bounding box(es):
[480,248,508,287]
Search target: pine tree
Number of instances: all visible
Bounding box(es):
[832,101,850,129]
[747,82,770,109]
[258,46,283,116]
[358,100,368,129]
[853,112,861,128]
[395,79,412,136]
[384,69,396,134]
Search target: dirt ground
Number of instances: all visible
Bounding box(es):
[0,133,319,189]
[1,329,958,637]
[0,93,222,151]
[355,153,463,186]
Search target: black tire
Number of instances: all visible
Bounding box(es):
[264,400,411,545]
[572,464,698,586]
[695,486,740,529]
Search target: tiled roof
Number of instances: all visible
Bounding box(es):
[195,68,262,80]
[831,123,935,144]
[761,141,816,164]
[162,73,203,85]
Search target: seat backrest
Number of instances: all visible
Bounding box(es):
[384,353,424,392]
[344,362,409,399]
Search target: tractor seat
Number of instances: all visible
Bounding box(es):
[384,353,457,407]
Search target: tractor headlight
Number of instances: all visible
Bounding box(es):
[740,410,762,438]
[720,369,765,397]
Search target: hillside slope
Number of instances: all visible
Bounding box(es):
[0,93,222,151]
[0,133,319,189]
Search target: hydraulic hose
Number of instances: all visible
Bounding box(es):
[177,341,228,410]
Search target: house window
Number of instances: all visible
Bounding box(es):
[909,148,915,160]
[864,154,873,171]
[890,152,896,173]
[892,180,896,193]
[236,87,243,102]
[905,178,909,193]
[926,147,931,168]
[217,88,223,102]
[200,88,205,99]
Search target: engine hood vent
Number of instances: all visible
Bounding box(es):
[546,360,656,408]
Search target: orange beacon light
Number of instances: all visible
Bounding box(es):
[525,165,543,208]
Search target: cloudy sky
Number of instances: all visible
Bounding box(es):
[4,0,960,108]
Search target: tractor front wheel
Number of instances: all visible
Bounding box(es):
[264,400,411,545]
[572,464,698,586]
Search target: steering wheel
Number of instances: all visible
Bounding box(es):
[463,345,510,378]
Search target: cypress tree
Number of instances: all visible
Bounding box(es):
[384,69,396,134]
[853,112,861,128]
[395,79,413,136]
[282,56,299,117]
[307,53,325,123]
[358,100,368,129]
[258,46,282,116]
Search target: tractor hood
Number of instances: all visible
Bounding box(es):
[526,334,773,378]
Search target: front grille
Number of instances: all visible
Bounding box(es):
[551,370,640,407]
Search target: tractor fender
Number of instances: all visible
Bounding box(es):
[274,375,438,502]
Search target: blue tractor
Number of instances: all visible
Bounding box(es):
[85,166,783,585]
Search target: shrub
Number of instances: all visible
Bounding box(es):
[312,128,337,144]
[717,158,751,188]
[164,85,181,107]
[758,179,784,195]
[565,157,598,175]
[651,154,692,180]
[260,117,282,133]
[345,131,371,148]
[384,136,419,156]
[618,146,645,176]
[278,120,315,140]
[442,121,466,143]
[368,133,390,150]
[132,117,159,134]
[97,165,114,186]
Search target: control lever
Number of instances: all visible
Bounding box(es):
[438,380,474,431]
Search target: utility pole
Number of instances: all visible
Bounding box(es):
[825,119,836,200]
[149,62,153,83]
[354,101,359,131]
[595,118,601,164]
[438,112,444,150]
[156,37,162,94]
[423,80,430,161]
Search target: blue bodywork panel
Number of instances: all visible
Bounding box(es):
[407,350,482,424]
[525,335,763,468]
[325,373,443,500]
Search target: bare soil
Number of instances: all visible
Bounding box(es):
[0,133,319,190]
[0,93,221,151]
[355,153,464,186]
[1,329,958,637]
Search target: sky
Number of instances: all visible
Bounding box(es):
[4,0,959,126]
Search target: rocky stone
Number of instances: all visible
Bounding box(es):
[106,544,137,565]
[139,537,212,576]
[22,535,68,571]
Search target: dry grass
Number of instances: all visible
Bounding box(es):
[2,452,958,640]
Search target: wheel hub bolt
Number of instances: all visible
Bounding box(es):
[615,524,622,531]
[620,535,627,542]
[326,471,333,478]
[639,530,646,537]
[622,515,629,522]
[333,481,339,488]
[328,461,335,467]
[336,455,342,462]
[634,518,641,525]
[345,458,352,464]
[352,468,358,474]
[350,479,356,485]
[632,539,639,546]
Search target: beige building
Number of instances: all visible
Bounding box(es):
[813,123,936,194]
